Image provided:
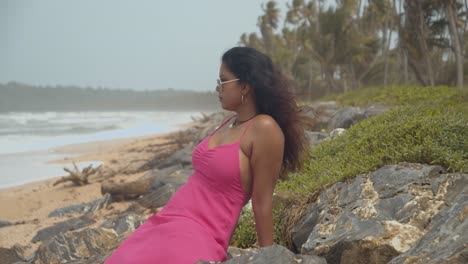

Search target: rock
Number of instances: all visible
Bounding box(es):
[137,168,192,208]
[157,143,195,169]
[388,173,468,264]
[48,193,111,218]
[226,246,253,259]
[216,244,327,264]
[369,162,446,199]
[302,101,339,131]
[162,168,192,186]
[0,220,14,228]
[100,213,145,237]
[33,228,119,264]
[292,203,320,252]
[147,166,192,191]
[33,213,145,264]
[329,128,346,139]
[305,131,329,146]
[144,164,183,181]
[65,251,113,264]
[137,183,177,209]
[31,215,96,243]
[295,163,467,264]
[328,107,366,130]
[363,103,390,118]
[100,166,190,201]
[0,245,27,263]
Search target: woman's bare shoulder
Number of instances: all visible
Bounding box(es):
[251,114,284,140]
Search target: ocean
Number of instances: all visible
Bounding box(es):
[0,111,202,188]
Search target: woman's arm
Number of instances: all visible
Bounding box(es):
[250,115,285,247]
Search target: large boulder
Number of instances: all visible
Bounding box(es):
[293,163,467,264]
[137,168,193,209]
[388,173,468,264]
[33,213,145,264]
[328,107,366,130]
[302,101,339,131]
[157,143,195,169]
[33,227,118,264]
[198,245,327,264]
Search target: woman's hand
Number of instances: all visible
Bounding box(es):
[249,115,284,247]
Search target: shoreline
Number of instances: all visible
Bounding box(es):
[0,118,201,249]
[0,119,198,190]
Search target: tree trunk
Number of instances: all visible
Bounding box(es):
[408,55,428,86]
[416,0,435,86]
[403,49,409,84]
[325,70,339,94]
[446,0,464,88]
[384,1,395,87]
[308,62,314,101]
[396,0,409,84]
[383,15,390,86]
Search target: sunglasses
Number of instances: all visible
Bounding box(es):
[216,78,240,91]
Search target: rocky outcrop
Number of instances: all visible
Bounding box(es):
[302,101,339,131]
[388,174,468,264]
[305,128,347,146]
[293,163,467,264]
[0,245,29,263]
[32,216,96,243]
[197,245,327,264]
[4,108,465,264]
[48,193,111,218]
[33,213,145,264]
[302,102,390,132]
[157,143,195,170]
[327,107,367,130]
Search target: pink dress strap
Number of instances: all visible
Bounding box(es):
[238,116,256,142]
[209,115,238,137]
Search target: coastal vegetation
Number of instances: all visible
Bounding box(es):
[0,82,219,112]
[232,85,468,248]
[241,0,468,99]
[231,0,468,249]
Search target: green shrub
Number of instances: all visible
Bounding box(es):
[322,85,467,109]
[230,207,256,248]
[278,104,467,198]
[230,203,287,248]
[231,86,467,248]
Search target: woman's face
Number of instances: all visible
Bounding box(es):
[217,63,242,111]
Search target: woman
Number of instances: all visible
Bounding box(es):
[106,47,306,264]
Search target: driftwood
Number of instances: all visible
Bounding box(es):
[53,162,101,186]
[101,177,153,198]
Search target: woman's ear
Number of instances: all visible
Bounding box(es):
[242,83,252,96]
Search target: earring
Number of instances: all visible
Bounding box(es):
[241,94,245,105]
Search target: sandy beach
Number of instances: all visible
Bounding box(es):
[0,121,197,252]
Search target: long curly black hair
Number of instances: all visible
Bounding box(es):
[222,47,307,178]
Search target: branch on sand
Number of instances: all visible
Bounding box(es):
[53,162,101,186]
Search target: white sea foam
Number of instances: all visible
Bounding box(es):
[0,111,204,187]
[0,111,197,154]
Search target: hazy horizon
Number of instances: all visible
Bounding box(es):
[1,0,290,92]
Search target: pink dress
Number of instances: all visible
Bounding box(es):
[106,115,252,264]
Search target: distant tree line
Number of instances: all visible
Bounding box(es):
[240,0,468,99]
[0,82,220,112]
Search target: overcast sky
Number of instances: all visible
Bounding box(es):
[1,0,291,91]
